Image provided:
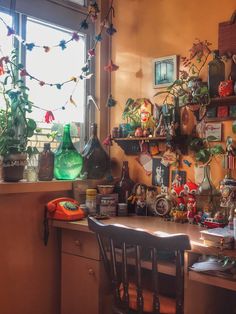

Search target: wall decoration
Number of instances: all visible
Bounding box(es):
[153,55,177,88]
[152,157,169,189]
[205,123,222,141]
[171,170,187,188]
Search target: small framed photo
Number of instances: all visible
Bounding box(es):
[205,123,222,141]
[152,157,169,188]
[153,55,177,88]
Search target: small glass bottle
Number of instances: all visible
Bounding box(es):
[208,50,225,97]
[115,161,134,204]
[82,123,110,179]
[54,124,83,180]
[38,143,54,181]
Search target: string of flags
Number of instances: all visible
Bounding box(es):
[0,0,119,123]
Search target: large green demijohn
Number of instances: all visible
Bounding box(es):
[54,124,83,180]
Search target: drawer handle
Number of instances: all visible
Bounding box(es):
[88,268,95,275]
[74,239,81,247]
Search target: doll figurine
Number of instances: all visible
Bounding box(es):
[184,181,198,223]
[171,185,186,211]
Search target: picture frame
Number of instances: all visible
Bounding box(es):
[205,123,222,141]
[153,55,177,88]
[152,157,169,189]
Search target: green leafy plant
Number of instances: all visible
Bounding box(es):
[0,50,37,157]
[188,136,224,165]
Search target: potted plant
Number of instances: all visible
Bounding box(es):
[154,39,212,121]
[0,50,37,181]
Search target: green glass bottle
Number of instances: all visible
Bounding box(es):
[54,124,83,180]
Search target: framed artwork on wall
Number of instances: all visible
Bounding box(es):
[152,157,169,190]
[153,55,177,88]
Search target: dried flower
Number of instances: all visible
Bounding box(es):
[44,111,55,123]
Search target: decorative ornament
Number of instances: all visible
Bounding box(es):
[103,134,113,146]
[106,24,117,36]
[107,94,117,107]
[104,60,119,72]
[44,111,55,123]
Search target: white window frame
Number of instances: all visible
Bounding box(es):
[0,0,95,145]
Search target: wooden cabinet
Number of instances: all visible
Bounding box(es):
[61,229,111,314]
[184,251,236,314]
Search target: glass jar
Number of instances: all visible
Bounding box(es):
[54,124,83,180]
[85,188,97,215]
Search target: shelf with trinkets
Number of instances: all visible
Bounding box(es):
[112,136,167,155]
[205,95,236,122]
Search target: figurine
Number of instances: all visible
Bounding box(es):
[184,181,198,223]
[170,185,188,223]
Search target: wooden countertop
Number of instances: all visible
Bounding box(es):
[53,216,236,258]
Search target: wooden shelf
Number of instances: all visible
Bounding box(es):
[188,270,236,291]
[113,136,166,155]
[209,95,236,106]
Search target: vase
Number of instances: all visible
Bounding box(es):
[2,153,27,182]
[54,124,83,180]
[197,165,218,196]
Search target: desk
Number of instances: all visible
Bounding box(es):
[54,216,236,314]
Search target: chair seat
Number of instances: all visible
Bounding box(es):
[120,282,176,314]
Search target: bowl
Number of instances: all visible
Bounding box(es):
[97,185,114,195]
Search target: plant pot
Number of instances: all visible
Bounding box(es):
[2,153,27,182]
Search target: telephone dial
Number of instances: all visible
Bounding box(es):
[44,197,85,245]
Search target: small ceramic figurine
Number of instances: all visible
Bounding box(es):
[184,181,198,223]
[146,186,158,215]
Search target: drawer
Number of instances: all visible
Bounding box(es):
[62,229,100,260]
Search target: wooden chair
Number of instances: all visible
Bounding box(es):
[88,217,191,314]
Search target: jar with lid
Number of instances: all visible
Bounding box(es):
[38,143,54,181]
[85,188,97,215]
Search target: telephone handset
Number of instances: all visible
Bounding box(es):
[44,197,85,246]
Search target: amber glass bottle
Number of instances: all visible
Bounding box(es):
[82,123,110,179]
[116,161,134,204]
[38,143,54,181]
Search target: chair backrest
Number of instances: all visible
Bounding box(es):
[88,217,191,314]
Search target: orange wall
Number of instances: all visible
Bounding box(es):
[110,0,236,187]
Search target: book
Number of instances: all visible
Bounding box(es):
[203,239,234,249]
[200,227,234,244]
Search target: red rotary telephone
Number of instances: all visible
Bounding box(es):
[44,197,85,245]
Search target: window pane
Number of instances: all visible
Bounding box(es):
[26,17,86,124]
[0,11,13,56]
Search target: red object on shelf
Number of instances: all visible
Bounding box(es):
[217,105,229,118]
[218,80,234,97]
[203,218,227,229]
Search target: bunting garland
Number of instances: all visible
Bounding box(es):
[0,0,119,122]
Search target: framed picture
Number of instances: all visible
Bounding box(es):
[171,170,187,188]
[205,123,222,141]
[152,157,169,189]
[153,55,177,88]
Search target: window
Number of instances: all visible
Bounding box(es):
[26,17,86,124]
[0,1,94,149]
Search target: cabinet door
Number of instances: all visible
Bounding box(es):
[61,253,100,314]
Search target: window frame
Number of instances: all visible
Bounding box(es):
[0,0,96,146]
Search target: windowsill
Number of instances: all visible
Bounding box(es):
[0,179,74,194]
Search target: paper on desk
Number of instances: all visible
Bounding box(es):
[190,257,234,272]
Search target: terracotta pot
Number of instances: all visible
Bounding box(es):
[3,153,27,182]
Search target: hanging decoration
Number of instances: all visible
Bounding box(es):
[0,0,119,122]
